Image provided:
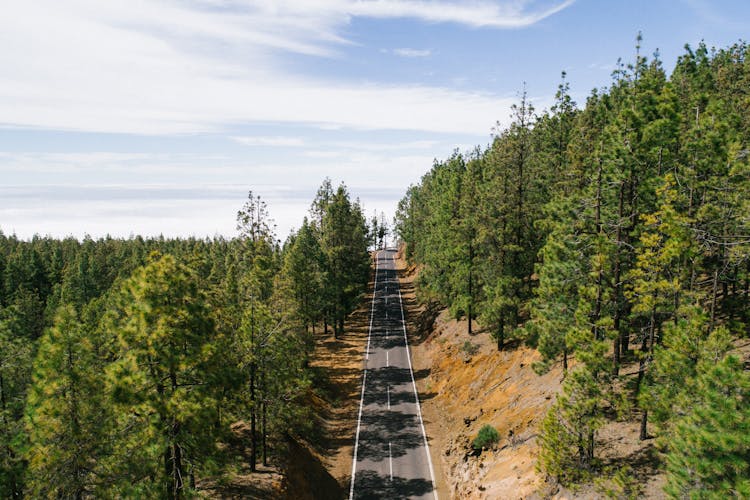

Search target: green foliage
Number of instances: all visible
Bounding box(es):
[664,355,750,498]
[471,424,499,450]
[25,305,104,498]
[0,317,32,497]
[0,179,372,496]
[460,340,479,357]
[318,182,371,338]
[397,38,750,489]
[594,465,641,499]
[538,349,610,484]
[103,254,221,496]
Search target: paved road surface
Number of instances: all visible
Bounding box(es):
[349,249,437,500]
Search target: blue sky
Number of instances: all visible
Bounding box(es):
[2,0,749,240]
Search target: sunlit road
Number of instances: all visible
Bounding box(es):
[349,249,437,500]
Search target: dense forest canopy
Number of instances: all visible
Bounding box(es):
[0,180,371,498]
[396,38,750,495]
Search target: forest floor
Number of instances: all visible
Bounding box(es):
[200,272,372,499]
[201,315,366,499]
[394,248,672,499]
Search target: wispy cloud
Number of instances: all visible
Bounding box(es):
[587,62,617,72]
[344,0,577,28]
[232,136,307,147]
[0,1,574,136]
[393,48,432,57]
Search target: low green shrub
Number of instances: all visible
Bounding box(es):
[472,424,499,450]
[460,340,479,356]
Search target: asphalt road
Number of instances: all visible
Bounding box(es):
[349,249,438,500]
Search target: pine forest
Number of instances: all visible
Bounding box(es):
[3,33,750,499]
[0,180,371,498]
[395,39,750,496]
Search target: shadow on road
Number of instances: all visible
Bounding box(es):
[353,470,434,499]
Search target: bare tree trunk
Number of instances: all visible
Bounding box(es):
[639,299,657,441]
[710,267,719,332]
[639,410,649,441]
[468,242,473,336]
[262,370,268,467]
[592,157,604,341]
[613,182,625,375]
[496,318,504,351]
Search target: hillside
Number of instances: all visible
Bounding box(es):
[394,40,750,498]
[395,250,666,498]
[395,248,750,498]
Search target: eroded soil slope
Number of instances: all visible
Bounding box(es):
[396,254,561,498]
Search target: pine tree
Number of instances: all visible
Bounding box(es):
[25,305,103,498]
[664,354,750,498]
[280,219,325,333]
[538,338,610,484]
[320,184,370,338]
[104,254,222,498]
[0,318,32,497]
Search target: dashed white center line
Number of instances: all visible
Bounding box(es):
[387,385,391,410]
[386,350,389,367]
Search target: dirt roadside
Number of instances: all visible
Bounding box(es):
[393,249,677,499]
[395,250,562,498]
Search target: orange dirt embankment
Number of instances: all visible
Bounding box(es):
[202,263,373,499]
[394,250,563,499]
[394,250,679,499]
[280,256,378,499]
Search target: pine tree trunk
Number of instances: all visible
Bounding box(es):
[613,182,625,375]
[710,267,719,331]
[262,399,268,467]
[496,318,504,351]
[250,370,257,472]
[592,157,604,341]
[173,439,184,498]
[468,241,473,336]
[164,448,173,499]
[250,299,257,472]
[577,431,585,464]
[170,367,184,499]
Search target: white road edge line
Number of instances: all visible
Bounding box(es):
[349,251,380,500]
[389,442,393,481]
[366,253,379,360]
[394,252,439,500]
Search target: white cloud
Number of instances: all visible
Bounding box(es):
[0,144,442,238]
[393,48,432,57]
[232,136,307,147]
[0,0,574,136]
[343,0,576,28]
